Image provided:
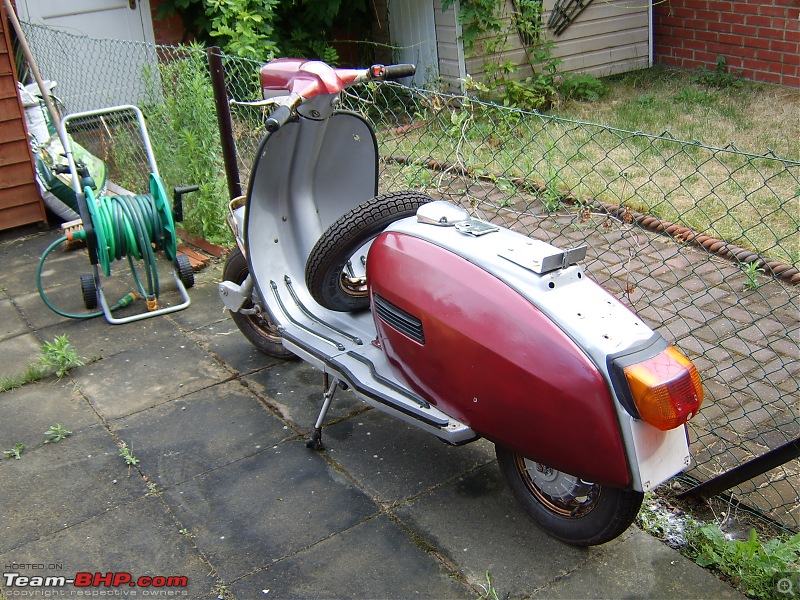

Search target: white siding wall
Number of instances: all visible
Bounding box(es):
[388,0,440,87]
[434,0,465,92]
[453,0,650,88]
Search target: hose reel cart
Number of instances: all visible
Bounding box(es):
[37,105,198,324]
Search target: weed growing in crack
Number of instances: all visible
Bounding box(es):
[3,443,24,460]
[44,423,72,443]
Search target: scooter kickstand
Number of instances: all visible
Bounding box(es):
[306,373,339,451]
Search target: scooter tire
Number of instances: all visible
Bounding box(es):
[305,191,433,312]
[496,445,643,546]
[223,246,298,360]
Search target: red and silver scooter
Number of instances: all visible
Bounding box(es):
[219,58,704,546]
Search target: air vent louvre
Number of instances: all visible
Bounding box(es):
[374,294,425,344]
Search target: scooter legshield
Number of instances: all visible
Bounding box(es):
[368,231,631,488]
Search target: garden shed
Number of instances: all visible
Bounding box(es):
[378,0,652,91]
[0,0,45,230]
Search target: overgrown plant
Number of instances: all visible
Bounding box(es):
[742,261,766,291]
[44,423,72,444]
[38,335,84,378]
[3,443,24,460]
[444,0,603,109]
[692,55,743,89]
[1,335,83,392]
[683,522,800,599]
[118,441,140,474]
[155,0,371,63]
[140,47,231,244]
[477,571,500,600]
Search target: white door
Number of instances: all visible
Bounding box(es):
[388,0,439,87]
[17,0,155,44]
[17,0,157,111]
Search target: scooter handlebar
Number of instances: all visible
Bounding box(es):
[369,64,416,81]
[265,104,293,132]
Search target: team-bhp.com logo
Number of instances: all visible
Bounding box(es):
[4,571,188,596]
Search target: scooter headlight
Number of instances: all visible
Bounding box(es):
[623,346,703,431]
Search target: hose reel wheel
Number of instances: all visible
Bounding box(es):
[175,254,195,289]
[80,274,97,309]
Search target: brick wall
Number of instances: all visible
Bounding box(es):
[149,0,187,46]
[653,0,799,87]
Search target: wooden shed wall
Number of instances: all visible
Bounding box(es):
[457,0,650,87]
[0,1,46,231]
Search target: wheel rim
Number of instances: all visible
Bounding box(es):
[229,262,283,344]
[337,272,368,298]
[514,455,601,518]
[335,243,371,300]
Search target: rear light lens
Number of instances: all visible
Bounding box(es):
[623,346,703,431]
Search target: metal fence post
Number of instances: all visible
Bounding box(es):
[207,46,242,201]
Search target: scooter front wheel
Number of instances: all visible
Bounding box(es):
[496,445,643,546]
[305,191,433,311]
[223,246,298,360]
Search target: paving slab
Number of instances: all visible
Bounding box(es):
[160,441,379,582]
[189,317,288,376]
[111,380,292,488]
[0,332,43,381]
[34,312,182,362]
[0,299,28,342]
[165,261,231,333]
[231,514,474,599]
[324,408,495,505]
[0,378,99,453]
[0,425,143,554]
[392,462,593,596]
[0,495,219,598]
[530,526,744,599]
[243,360,365,433]
[72,332,231,421]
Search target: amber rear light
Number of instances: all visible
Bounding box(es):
[623,346,704,431]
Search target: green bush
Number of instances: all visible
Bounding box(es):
[142,47,231,244]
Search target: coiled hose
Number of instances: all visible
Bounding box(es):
[37,174,178,319]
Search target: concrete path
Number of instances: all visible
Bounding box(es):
[0,226,744,599]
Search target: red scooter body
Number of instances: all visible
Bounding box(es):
[368,231,630,487]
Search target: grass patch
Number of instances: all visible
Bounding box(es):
[1,335,83,392]
[554,65,799,160]
[638,490,800,600]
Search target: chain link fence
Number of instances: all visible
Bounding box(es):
[18,24,800,531]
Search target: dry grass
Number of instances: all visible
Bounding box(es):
[553,66,800,160]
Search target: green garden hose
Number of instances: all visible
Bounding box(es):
[37,174,178,320]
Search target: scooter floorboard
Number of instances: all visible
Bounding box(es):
[268,274,478,446]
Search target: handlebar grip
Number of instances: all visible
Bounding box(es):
[265,105,293,133]
[383,64,416,80]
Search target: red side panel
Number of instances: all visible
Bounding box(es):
[368,232,630,487]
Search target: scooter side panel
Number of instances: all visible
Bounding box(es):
[368,232,630,487]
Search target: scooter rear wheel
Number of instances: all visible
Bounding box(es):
[305,191,433,312]
[496,445,643,546]
[223,246,297,360]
